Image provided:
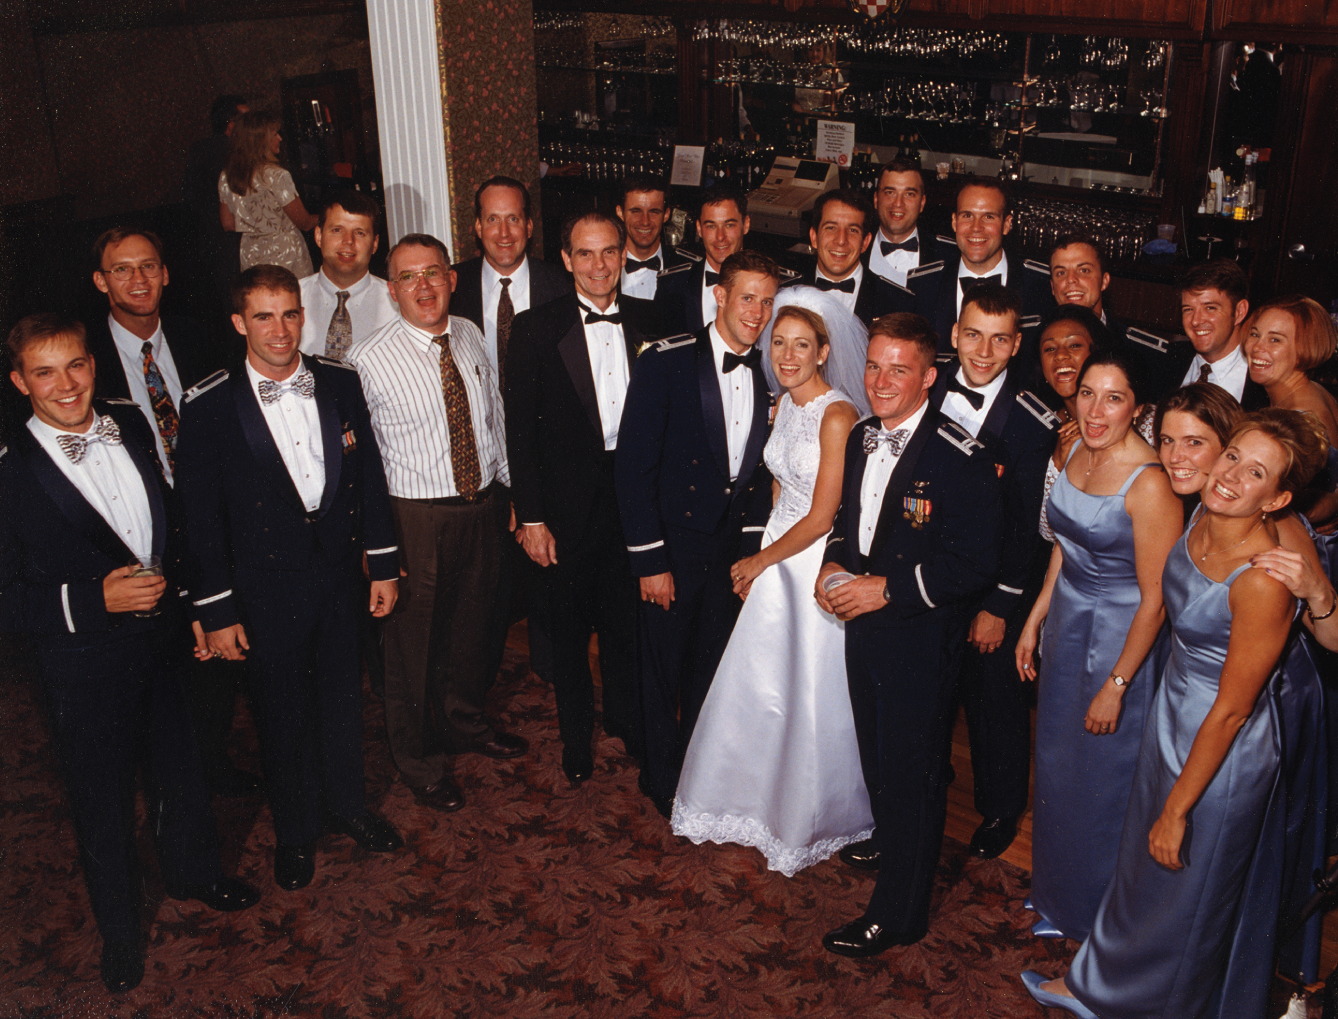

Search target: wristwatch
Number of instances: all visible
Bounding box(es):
[1110,674,1129,688]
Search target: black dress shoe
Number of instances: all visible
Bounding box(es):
[208,766,263,797]
[324,810,404,852]
[274,843,315,890]
[100,939,144,993]
[167,876,260,912]
[635,772,673,818]
[969,816,1019,859]
[410,780,465,813]
[465,731,529,759]
[822,918,926,957]
[562,746,594,784]
[838,838,880,871]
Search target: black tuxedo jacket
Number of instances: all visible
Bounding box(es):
[175,354,398,633]
[825,408,1002,627]
[505,294,653,544]
[615,328,773,578]
[84,313,235,400]
[898,249,1052,363]
[0,401,184,647]
[931,369,1058,618]
[449,254,573,336]
[785,266,903,328]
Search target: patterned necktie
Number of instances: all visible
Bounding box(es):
[141,341,180,473]
[863,424,910,456]
[881,237,919,256]
[496,277,515,393]
[1198,362,1212,384]
[432,335,482,498]
[814,276,857,294]
[257,370,316,404]
[324,290,353,360]
[56,415,123,464]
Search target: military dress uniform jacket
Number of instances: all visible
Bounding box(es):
[614,329,773,578]
[930,371,1058,619]
[174,354,398,633]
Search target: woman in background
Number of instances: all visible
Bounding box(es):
[219,109,316,276]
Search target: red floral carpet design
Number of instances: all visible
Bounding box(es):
[0,635,1314,1018]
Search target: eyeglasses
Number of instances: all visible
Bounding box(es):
[393,267,450,288]
[99,261,163,281]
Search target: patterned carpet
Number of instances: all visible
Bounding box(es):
[0,634,1315,1018]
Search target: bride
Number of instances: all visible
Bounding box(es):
[671,288,871,876]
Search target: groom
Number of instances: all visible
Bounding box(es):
[615,249,779,816]
[816,312,1002,955]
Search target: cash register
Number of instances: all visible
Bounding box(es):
[746,156,841,239]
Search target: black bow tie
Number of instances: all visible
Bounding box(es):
[583,308,623,325]
[960,274,1002,295]
[704,269,720,288]
[946,375,985,410]
[880,237,919,256]
[813,276,857,294]
[626,255,660,273]
[722,348,761,373]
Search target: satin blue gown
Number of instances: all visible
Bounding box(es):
[1068,526,1288,1019]
[1031,452,1161,942]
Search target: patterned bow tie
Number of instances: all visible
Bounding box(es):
[880,237,919,256]
[626,255,661,273]
[814,276,857,294]
[960,274,1002,295]
[56,415,122,464]
[722,347,761,374]
[946,375,985,410]
[862,424,910,456]
[704,269,720,288]
[258,370,315,405]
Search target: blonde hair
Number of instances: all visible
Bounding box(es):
[772,305,831,380]
[1229,407,1330,496]
[224,109,282,197]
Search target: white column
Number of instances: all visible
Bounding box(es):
[366,0,454,257]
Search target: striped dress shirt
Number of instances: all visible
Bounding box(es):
[346,314,510,499]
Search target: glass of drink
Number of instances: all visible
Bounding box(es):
[129,554,163,618]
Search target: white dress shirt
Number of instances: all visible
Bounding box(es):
[867,228,920,287]
[346,314,509,499]
[701,266,721,330]
[858,400,929,556]
[941,367,1008,438]
[581,300,632,451]
[298,269,398,358]
[621,244,663,300]
[956,251,1010,318]
[482,257,532,376]
[246,361,325,512]
[1181,343,1250,401]
[707,324,757,481]
[815,263,863,317]
[29,412,153,560]
[108,314,182,484]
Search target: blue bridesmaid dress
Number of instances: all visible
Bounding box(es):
[1031,451,1161,942]
[1068,523,1288,1019]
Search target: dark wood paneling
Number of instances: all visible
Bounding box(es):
[1213,0,1338,43]
[26,0,359,34]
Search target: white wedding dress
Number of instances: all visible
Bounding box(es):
[671,388,873,876]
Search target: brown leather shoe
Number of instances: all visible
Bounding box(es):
[411,780,465,812]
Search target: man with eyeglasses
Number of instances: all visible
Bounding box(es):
[85,226,256,799]
[345,234,527,814]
